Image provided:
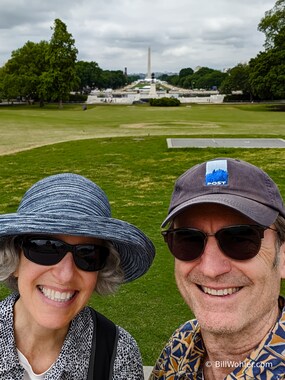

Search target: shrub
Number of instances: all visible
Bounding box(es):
[223,94,252,102]
[68,93,88,102]
[149,97,181,107]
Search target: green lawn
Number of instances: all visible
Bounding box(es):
[0,103,284,365]
[0,103,284,155]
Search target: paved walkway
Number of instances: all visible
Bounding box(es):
[167,138,285,149]
[144,366,153,379]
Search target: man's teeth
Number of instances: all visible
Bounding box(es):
[38,286,75,302]
[201,286,240,296]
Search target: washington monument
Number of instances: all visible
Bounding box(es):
[146,47,152,80]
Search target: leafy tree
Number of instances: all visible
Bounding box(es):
[0,19,80,106]
[126,74,141,84]
[192,67,214,79]
[274,25,285,49]
[157,74,180,86]
[158,67,227,90]
[249,0,285,100]
[258,0,285,50]
[99,70,127,89]
[191,67,227,90]
[219,63,252,98]
[249,49,285,100]
[45,19,78,107]
[0,69,21,101]
[0,68,3,99]
[0,41,49,102]
[157,73,170,82]
[75,61,103,93]
[167,75,180,86]
[179,67,194,78]
[74,64,128,91]
[179,75,194,89]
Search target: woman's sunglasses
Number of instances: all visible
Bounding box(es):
[162,224,275,261]
[17,235,110,272]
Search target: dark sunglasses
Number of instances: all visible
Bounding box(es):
[17,235,110,272]
[162,224,275,261]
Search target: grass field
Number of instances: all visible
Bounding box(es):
[0,103,284,155]
[0,103,284,365]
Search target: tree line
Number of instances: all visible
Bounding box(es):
[0,19,136,106]
[160,0,284,101]
[158,67,227,92]
[0,0,284,105]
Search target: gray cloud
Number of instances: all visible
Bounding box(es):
[0,0,276,73]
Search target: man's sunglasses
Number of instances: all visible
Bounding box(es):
[162,224,275,261]
[17,235,110,272]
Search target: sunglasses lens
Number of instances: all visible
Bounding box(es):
[74,245,109,271]
[21,237,109,271]
[163,225,265,261]
[216,226,263,260]
[22,238,65,265]
[164,229,205,261]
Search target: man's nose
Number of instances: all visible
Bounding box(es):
[197,235,232,278]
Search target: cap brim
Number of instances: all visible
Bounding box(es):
[161,194,279,228]
[0,213,155,283]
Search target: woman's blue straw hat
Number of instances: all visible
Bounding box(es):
[0,173,155,282]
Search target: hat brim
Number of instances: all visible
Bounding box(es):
[0,213,155,283]
[161,194,279,228]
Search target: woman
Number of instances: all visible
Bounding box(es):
[0,173,155,380]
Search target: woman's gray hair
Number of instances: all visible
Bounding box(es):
[0,236,124,296]
[96,242,125,295]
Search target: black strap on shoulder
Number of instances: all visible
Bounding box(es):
[87,307,118,380]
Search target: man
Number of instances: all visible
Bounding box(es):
[150,158,285,380]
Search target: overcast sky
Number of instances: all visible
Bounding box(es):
[0,0,276,74]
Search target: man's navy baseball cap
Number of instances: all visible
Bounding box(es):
[162,158,285,228]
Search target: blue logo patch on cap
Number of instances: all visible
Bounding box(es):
[205,160,228,186]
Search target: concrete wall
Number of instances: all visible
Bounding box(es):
[86,93,225,105]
